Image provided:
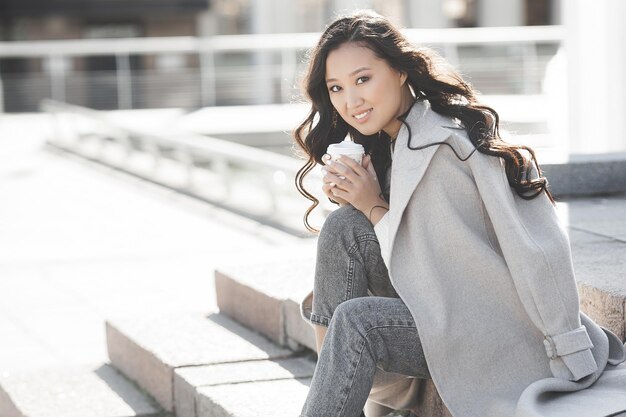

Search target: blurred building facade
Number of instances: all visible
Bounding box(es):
[0,0,560,112]
[0,0,212,111]
[0,0,210,40]
[1,0,624,153]
[0,0,560,41]
[241,0,560,33]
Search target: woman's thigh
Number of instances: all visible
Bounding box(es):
[311,205,398,327]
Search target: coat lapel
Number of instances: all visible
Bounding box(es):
[386,99,458,261]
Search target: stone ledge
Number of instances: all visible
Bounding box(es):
[543,152,626,197]
[214,257,316,351]
[196,378,312,417]
[174,357,316,417]
[0,364,162,417]
[284,297,317,351]
[569,228,626,340]
[105,312,294,413]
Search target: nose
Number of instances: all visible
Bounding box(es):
[345,88,364,113]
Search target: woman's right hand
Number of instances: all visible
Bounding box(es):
[321,154,349,206]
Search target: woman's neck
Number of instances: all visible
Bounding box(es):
[384,87,416,141]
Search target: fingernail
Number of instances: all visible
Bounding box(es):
[329,182,336,187]
[323,154,330,160]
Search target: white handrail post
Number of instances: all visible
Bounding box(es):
[50,111,63,144]
[0,73,4,113]
[522,42,537,94]
[280,48,297,104]
[199,46,216,106]
[268,169,284,214]
[174,147,196,189]
[443,43,460,69]
[214,158,231,198]
[116,53,133,109]
[48,55,67,103]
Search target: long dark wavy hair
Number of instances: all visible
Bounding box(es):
[292,10,554,234]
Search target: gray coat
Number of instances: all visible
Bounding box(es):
[374,98,626,416]
[301,99,626,416]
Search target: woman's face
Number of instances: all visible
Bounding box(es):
[325,41,408,138]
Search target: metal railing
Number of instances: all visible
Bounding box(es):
[1,25,563,112]
[41,98,327,236]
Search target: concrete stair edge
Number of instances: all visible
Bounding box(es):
[214,258,317,352]
[104,311,297,415]
[577,282,626,342]
[195,377,313,417]
[0,363,166,417]
[543,154,626,197]
[106,321,174,413]
[174,357,317,417]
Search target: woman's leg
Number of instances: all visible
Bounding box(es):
[300,296,429,417]
[309,204,398,353]
[302,205,427,417]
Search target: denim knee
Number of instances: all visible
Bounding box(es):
[330,297,373,337]
[330,298,424,377]
[311,206,392,327]
[318,205,375,249]
[331,297,415,339]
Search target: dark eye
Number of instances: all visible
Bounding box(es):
[356,76,369,84]
[329,85,341,93]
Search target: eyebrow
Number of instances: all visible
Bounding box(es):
[326,67,371,84]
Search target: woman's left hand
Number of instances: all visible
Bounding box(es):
[322,154,388,215]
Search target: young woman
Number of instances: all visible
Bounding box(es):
[293,9,626,417]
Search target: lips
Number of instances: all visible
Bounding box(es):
[353,108,373,123]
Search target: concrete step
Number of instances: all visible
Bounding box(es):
[541,152,626,197]
[214,257,317,351]
[569,228,626,340]
[0,363,163,417]
[196,377,312,417]
[106,311,295,415]
[175,357,316,417]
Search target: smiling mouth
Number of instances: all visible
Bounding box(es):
[354,108,373,121]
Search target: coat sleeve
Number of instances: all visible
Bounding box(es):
[470,151,598,382]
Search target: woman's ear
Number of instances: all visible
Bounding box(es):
[399,71,408,86]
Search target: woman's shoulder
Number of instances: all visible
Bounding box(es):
[436,118,477,163]
[437,118,506,170]
[407,101,474,157]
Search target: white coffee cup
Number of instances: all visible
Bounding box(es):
[326,139,365,180]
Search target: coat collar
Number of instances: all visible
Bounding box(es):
[386,99,459,259]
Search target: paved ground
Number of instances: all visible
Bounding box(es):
[0,134,314,374]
